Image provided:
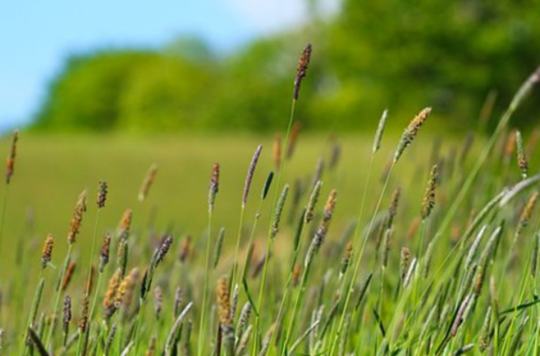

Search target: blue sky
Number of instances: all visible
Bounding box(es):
[0,0,339,131]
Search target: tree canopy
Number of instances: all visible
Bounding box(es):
[33,0,540,133]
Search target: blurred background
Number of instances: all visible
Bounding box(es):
[0,0,539,256]
[2,0,540,135]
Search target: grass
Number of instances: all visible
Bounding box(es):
[0,58,539,355]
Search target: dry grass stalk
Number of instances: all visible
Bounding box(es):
[5,129,18,184]
[293,43,312,101]
[67,190,87,244]
[138,164,158,202]
[41,234,54,270]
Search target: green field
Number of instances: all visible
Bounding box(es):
[1,116,540,355]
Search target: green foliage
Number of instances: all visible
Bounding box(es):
[33,2,540,133]
[327,0,540,130]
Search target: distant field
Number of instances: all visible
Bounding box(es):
[0,132,437,261]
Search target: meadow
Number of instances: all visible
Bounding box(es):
[1,50,540,356]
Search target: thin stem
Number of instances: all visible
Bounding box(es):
[197,209,213,356]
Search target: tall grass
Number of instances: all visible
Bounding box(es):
[0,50,540,356]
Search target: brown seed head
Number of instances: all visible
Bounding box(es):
[63,295,71,334]
[103,269,122,318]
[145,336,156,356]
[154,234,173,267]
[97,180,108,208]
[138,164,158,202]
[520,191,539,227]
[515,130,528,178]
[293,43,312,101]
[78,294,89,333]
[118,209,132,241]
[99,233,111,273]
[388,187,401,229]
[209,163,220,212]
[62,261,76,291]
[394,107,432,163]
[5,129,19,184]
[216,276,233,327]
[400,247,411,281]
[179,235,191,263]
[41,234,54,270]
[340,241,353,276]
[422,165,438,220]
[115,267,140,309]
[67,190,87,244]
[323,189,338,222]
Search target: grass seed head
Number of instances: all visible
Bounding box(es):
[421,164,438,220]
[67,190,87,244]
[515,130,528,178]
[216,276,233,328]
[394,107,432,163]
[118,209,133,241]
[97,180,108,208]
[208,162,220,212]
[62,260,76,291]
[115,267,140,310]
[99,233,111,273]
[400,247,411,281]
[103,269,122,318]
[293,43,312,101]
[138,164,158,202]
[63,295,71,335]
[41,234,54,270]
[78,294,89,333]
[242,145,263,207]
[5,129,18,184]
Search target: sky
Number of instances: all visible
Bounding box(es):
[0,0,339,132]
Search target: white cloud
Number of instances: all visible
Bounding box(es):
[223,0,341,34]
